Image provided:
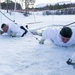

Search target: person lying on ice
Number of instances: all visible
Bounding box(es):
[32,26,75,47]
[1,23,28,37]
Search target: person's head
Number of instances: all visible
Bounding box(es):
[60,27,72,43]
[1,23,9,32]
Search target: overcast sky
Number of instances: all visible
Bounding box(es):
[35,0,75,5]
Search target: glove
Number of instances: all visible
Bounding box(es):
[10,33,16,37]
[39,39,45,44]
[0,30,4,34]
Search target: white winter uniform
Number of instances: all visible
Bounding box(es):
[6,23,25,37]
[42,27,75,47]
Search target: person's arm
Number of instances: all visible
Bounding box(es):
[10,31,22,37]
[39,29,47,44]
[39,28,55,44]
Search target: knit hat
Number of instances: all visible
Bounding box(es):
[60,27,72,38]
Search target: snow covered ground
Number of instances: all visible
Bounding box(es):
[0,10,75,75]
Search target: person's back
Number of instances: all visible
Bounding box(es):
[7,23,25,37]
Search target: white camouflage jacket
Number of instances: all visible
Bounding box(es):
[42,27,75,47]
[6,23,25,37]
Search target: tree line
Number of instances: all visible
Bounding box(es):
[1,1,75,15]
[42,7,75,15]
[34,3,75,10]
[33,3,75,15]
[1,1,22,10]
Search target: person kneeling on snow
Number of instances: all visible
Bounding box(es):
[1,23,28,37]
[32,26,75,47]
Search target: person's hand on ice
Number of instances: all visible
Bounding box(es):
[10,33,16,37]
[39,39,45,44]
[0,30,4,34]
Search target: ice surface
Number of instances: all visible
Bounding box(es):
[0,10,75,75]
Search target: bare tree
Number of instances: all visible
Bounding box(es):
[25,0,36,16]
[20,0,24,9]
[0,0,1,9]
[5,0,11,13]
[14,0,16,11]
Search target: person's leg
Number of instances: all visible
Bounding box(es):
[30,30,42,36]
